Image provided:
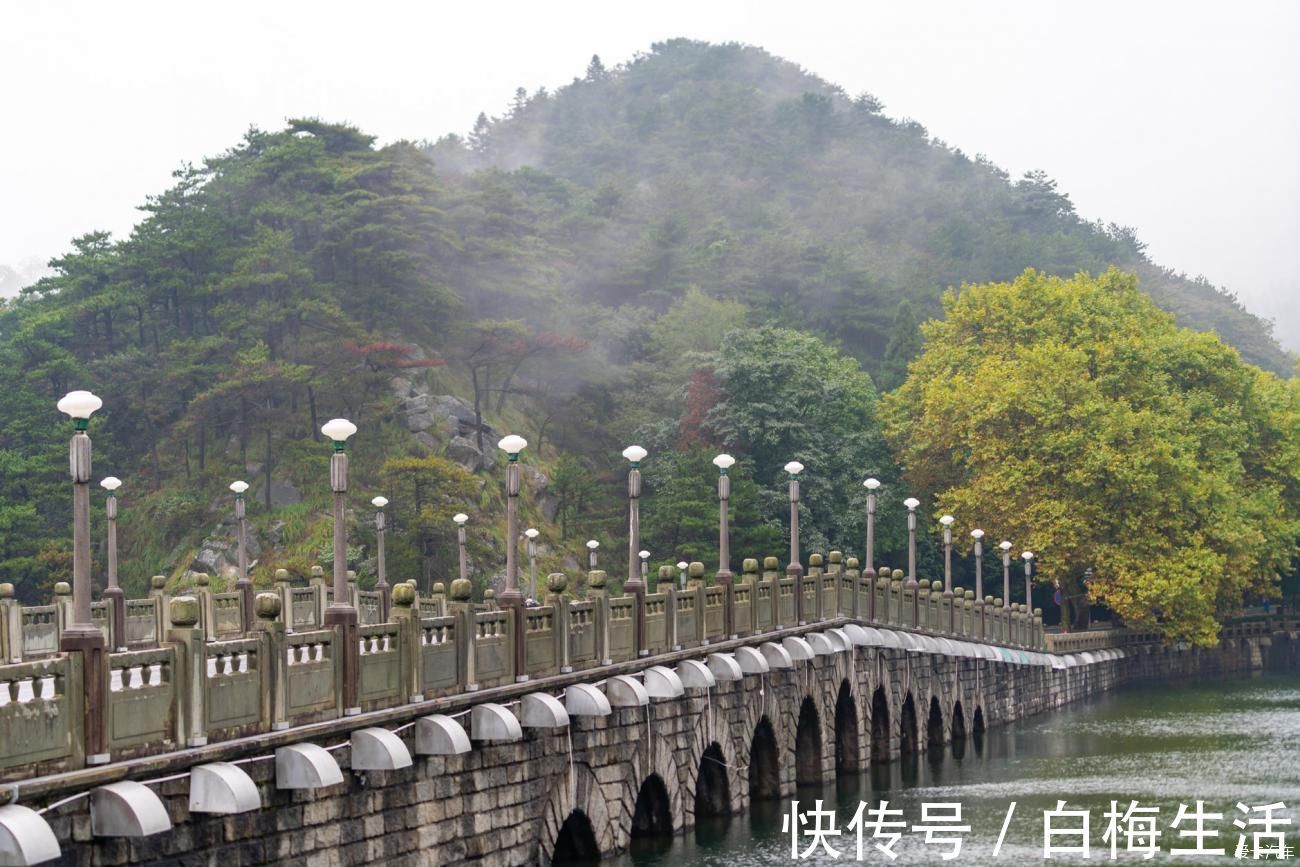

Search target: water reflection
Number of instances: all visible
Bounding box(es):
[612,673,1300,866]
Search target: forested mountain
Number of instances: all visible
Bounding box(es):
[429,39,1292,378]
[0,40,1292,610]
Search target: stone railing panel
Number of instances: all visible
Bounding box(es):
[0,654,82,780]
[357,622,402,709]
[20,605,60,660]
[675,590,701,649]
[778,578,796,625]
[107,646,177,757]
[284,629,339,724]
[473,611,514,688]
[419,616,460,696]
[357,590,384,627]
[608,597,636,662]
[289,586,320,631]
[568,601,597,667]
[644,592,670,655]
[204,637,264,737]
[524,607,557,676]
[732,583,753,637]
[124,597,161,649]
[209,592,245,639]
[703,587,725,642]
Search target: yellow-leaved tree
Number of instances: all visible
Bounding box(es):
[882,269,1300,645]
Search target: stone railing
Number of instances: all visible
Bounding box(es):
[0,551,1054,784]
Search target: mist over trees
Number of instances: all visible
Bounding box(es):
[0,40,1292,634]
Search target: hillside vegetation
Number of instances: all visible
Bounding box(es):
[0,41,1292,625]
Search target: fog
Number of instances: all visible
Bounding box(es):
[1,0,1296,350]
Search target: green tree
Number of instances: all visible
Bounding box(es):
[379,455,480,588]
[882,269,1300,644]
[708,326,905,561]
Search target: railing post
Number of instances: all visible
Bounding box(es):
[193,572,213,638]
[686,563,706,645]
[763,557,782,628]
[390,583,421,703]
[547,574,572,673]
[588,570,611,665]
[168,595,208,747]
[447,578,476,691]
[845,555,861,620]
[252,591,288,730]
[740,559,759,636]
[807,553,824,623]
[150,576,170,634]
[0,583,13,663]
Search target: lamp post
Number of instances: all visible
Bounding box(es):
[939,514,955,598]
[58,390,109,764]
[498,434,529,680]
[320,417,359,713]
[453,513,469,585]
[372,496,389,620]
[713,454,735,581]
[863,478,880,576]
[784,461,805,622]
[101,476,125,650]
[1022,551,1034,612]
[903,497,920,589]
[623,445,647,598]
[785,461,804,577]
[1000,540,1013,609]
[587,539,599,570]
[971,529,985,605]
[229,480,252,632]
[525,528,539,600]
[713,453,736,637]
[677,560,688,591]
[58,391,104,647]
[497,435,527,610]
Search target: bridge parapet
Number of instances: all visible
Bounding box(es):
[0,563,1056,788]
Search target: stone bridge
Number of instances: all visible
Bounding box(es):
[0,556,1296,866]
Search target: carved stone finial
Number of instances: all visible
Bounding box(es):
[547,572,568,594]
[54,581,71,596]
[449,578,473,601]
[432,582,446,595]
[891,569,904,581]
[274,569,290,583]
[845,557,859,571]
[931,580,943,592]
[194,572,210,587]
[170,596,200,627]
[254,592,282,621]
[587,570,607,589]
[763,556,779,571]
[742,558,758,575]
[391,583,416,607]
[151,575,166,590]
[688,562,704,579]
[0,583,12,599]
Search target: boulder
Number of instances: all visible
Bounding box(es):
[267,479,301,507]
[446,435,497,473]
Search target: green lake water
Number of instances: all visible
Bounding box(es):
[611,673,1300,866]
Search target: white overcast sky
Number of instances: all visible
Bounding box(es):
[3,0,1297,349]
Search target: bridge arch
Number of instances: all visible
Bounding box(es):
[870,685,892,761]
[537,763,626,866]
[795,696,823,785]
[834,678,862,773]
[951,700,968,759]
[899,692,919,755]
[926,695,945,751]
[748,715,780,801]
[694,742,732,819]
[631,774,673,838]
